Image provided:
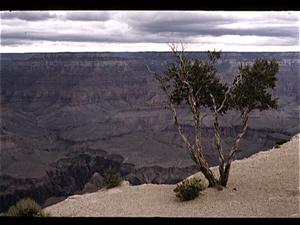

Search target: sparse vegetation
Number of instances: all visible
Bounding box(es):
[173,177,206,201]
[3,198,49,217]
[103,166,123,189]
[275,139,288,148]
[152,43,279,188]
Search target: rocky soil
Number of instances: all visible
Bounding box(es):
[44,134,300,217]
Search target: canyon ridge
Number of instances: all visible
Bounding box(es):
[0,52,299,212]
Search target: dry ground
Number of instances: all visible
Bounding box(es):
[43,134,300,217]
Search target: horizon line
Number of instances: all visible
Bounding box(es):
[2,50,300,54]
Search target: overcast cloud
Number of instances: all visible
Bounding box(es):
[1,11,299,52]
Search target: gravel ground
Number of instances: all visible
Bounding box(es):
[43,134,300,217]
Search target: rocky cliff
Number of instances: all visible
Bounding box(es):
[0,147,198,212]
[0,51,299,212]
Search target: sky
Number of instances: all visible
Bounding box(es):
[1,11,299,53]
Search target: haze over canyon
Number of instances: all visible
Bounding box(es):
[0,51,299,212]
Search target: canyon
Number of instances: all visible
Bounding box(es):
[0,51,299,212]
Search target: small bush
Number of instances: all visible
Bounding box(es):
[276,139,287,146]
[173,177,206,201]
[275,139,288,148]
[103,166,123,189]
[3,198,49,217]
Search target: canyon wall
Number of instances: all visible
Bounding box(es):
[0,52,299,212]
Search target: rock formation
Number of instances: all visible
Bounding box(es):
[0,51,299,212]
[0,147,199,212]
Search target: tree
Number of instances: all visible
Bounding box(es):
[148,43,279,188]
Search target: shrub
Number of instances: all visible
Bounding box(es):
[276,139,287,146]
[3,198,49,217]
[173,177,206,201]
[275,139,288,148]
[103,166,123,189]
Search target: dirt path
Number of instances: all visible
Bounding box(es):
[44,134,300,217]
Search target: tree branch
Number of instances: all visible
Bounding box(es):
[221,110,249,186]
[150,60,199,165]
[153,43,219,187]
[217,74,243,113]
[145,63,155,74]
[170,43,209,170]
[209,92,225,182]
[169,102,199,165]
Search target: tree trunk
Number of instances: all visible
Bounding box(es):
[220,111,249,187]
[200,162,219,187]
[171,101,219,187]
[213,116,226,185]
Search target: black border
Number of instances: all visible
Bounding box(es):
[1,1,300,11]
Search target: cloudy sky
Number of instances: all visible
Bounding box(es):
[1,11,299,52]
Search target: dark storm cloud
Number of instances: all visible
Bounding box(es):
[1,11,111,22]
[64,11,111,21]
[137,23,298,38]
[125,11,299,39]
[2,33,115,46]
[1,29,126,45]
[125,11,235,31]
[1,11,299,51]
[1,11,56,21]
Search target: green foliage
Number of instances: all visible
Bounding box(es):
[275,139,288,148]
[3,198,49,217]
[155,50,279,116]
[229,58,279,112]
[153,45,280,188]
[173,177,206,201]
[161,50,229,114]
[276,139,287,145]
[103,166,123,189]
